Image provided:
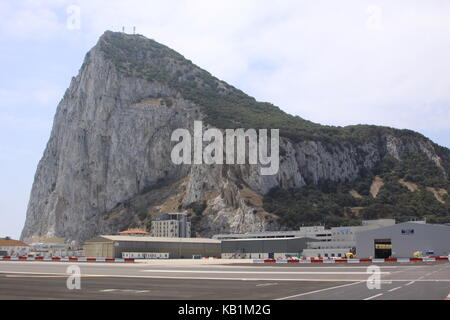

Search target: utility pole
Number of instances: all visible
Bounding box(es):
[133,26,136,34]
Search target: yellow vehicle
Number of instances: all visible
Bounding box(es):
[345,252,356,259]
[413,251,422,258]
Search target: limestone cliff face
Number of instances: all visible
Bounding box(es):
[21,31,450,243]
[22,40,198,242]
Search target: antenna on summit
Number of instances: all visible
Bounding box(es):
[122,26,125,33]
[133,26,136,34]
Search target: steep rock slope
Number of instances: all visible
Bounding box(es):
[21,31,450,243]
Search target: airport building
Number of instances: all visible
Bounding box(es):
[221,237,316,259]
[303,219,395,258]
[213,226,331,241]
[83,235,220,259]
[214,219,395,258]
[356,222,450,258]
[151,212,191,238]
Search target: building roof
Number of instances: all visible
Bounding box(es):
[221,236,315,242]
[117,228,149,235]
[355,222,450,236]
[86,235,220,244]
[0,239,29,247]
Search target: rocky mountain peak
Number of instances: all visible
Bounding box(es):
[21,31,450,244]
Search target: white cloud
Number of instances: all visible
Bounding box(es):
[1,0,449,138]
[0,88,62,106]
[77,1,450,135]
[0,1,65,38]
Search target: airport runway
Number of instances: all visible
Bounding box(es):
[0,261,449,300]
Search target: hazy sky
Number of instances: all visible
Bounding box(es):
[1,0,449,239]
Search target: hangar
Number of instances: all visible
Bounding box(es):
[356,222,450,258]
[221,237,315,259]
[83,235,221,259]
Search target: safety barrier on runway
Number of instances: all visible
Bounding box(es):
[0,256,135,263]
[253,257,450,264]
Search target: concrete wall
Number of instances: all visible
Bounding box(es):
[221,252,297,259]
[356,223,450,258]
[302,248,349,258]
[113,240,220,259]
[221,237,313,258]
[84,242,114,258]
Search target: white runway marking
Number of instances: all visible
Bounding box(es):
[256,283,278,287]
[1,271,449,283]
[388,286,402,292]
[276,281,364,300]
[100,289,149,293]
[142,269,391,275]
[201,265,418,269]
[364,293,383,300]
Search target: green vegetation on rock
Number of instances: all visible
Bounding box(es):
[263,155,450,228]
[98,31,428,144]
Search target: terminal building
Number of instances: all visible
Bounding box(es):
[83,235,220,259]
[356,221,450,258]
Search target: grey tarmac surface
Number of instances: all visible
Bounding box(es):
[0,261,449,300]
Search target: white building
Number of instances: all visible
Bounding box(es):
[0,239,29,256]
[26,236,83,257]
[356,221,450,258]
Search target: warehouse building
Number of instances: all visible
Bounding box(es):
[221,237,316,259]
[356,222,450,258]
[83,235,220,259]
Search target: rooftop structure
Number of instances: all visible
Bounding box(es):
[117,228,149,236]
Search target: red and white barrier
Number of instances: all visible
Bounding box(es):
[253,256,450,264]
[0,256,134,263]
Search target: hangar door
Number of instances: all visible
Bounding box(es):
[374,239,392,259]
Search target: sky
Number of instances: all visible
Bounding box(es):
[0,0,449,239]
